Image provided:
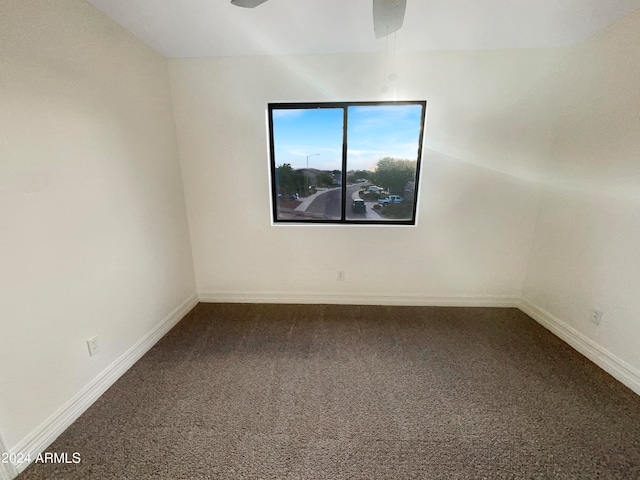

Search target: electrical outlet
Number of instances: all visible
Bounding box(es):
[590,309,603,326]
[87,336,99,356]
[337,270,345,281]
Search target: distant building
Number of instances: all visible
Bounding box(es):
[298,168,322,187]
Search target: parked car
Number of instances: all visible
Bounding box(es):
[351,199,366,213]
[378,195,404,205]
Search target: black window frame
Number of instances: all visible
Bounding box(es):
[268,100,427,225]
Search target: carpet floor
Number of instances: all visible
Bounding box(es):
[17,303,640,479]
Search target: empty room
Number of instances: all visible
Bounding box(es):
[2,0,640,478]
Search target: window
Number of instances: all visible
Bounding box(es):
[268,101,426,225]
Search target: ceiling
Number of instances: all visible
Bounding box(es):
[85,0,640,58]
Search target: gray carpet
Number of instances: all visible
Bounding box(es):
[18,304,640,479]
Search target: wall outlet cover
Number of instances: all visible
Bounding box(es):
[87,336,99,356]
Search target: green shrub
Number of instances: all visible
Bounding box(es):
[380,203,412,219]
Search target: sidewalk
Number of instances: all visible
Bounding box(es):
[295,187,368,209]
[293,187,383,219]
[294,188,331,211]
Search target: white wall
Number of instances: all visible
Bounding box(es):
[2,1,638,471]
[169,30,640,390]
[523,10,640,377]
[0,0,196,456]
[168,49,559,303]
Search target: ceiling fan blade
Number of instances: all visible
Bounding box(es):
[373,0,407,39]
[231,0,269,8]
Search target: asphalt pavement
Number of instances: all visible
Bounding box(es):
[294,185,382,219]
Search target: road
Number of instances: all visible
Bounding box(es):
[305,184,382,220]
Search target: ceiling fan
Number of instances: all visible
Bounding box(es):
[230,0,407,39]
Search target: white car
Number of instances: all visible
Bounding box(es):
[378,195,404,205]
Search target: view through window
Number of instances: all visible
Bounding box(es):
[269,101,426,224]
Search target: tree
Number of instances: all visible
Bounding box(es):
[371,158,416,195]
[276,163,305,196]
[347,170,372,183]
[316,173,333,188]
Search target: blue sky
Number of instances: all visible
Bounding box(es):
[272,104,423,172]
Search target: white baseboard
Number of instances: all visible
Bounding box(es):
[5,293,636,478]
[0,461,17,480]
[198,291,520,307]
[201,291,640,396]
[10,292,198,475]
[0,433,17,480]
[519,298,640,396]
